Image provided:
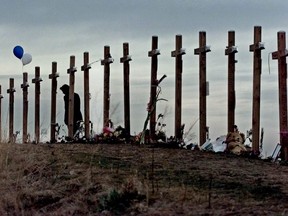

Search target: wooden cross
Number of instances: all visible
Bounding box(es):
[7,78,15,143]
[0,86,3,142]
[272,31,288,160]
[172,34,186,140]
[32,66,43,144]
[148,36,160,141]
[81,52,91,140]
[194,31,211,146]
[101,46,113,127]
[21,72,29,143]
[120,42,132,140]
[225,31,238,133]
[49,62,59,143]
[67,56,77,139]
[249,26,264,156]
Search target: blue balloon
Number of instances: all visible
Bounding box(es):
[13,45,24,59]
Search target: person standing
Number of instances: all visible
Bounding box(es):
[60,84,83,135]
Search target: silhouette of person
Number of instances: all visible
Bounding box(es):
[60,84,83,135]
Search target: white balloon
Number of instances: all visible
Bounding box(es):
[21,53,32,66]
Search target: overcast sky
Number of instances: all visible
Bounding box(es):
[0,0,287,155]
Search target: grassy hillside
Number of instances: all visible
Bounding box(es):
[0,143,287,215]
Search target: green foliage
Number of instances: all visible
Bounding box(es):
[97,187,145,214]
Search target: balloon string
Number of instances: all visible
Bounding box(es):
[89,59,101,65]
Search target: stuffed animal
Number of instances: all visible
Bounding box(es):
[226,131,247,155]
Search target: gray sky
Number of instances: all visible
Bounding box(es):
[0,0,287,154]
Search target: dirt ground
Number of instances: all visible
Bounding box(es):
[0,142,288,215]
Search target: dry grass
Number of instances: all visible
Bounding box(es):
[0,142,288,215]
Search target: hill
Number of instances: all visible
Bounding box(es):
[0,143,287,215]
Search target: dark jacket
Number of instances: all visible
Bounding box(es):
[60,84,83,134]
[63,92,83,127]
